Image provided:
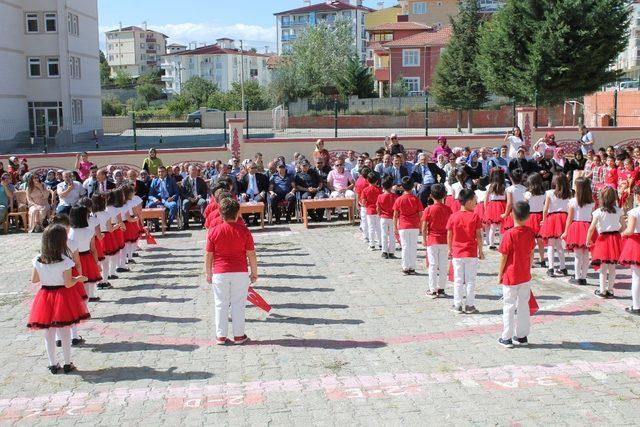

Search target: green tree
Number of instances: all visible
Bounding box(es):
[166,95,193,117]
[390,77,408,97]
[337,56,375,98]
[113,70,134,88]
[101,96,126,116]
[181,76,218,108]
[207,81,272,111]
[99,50,111,86]
[137,70,163,85]
[136,83,162,105]
[431,0,487,132]
[478,0,630,107]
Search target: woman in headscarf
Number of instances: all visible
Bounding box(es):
[464,150,484,188]
[43,169,59,190]
[312,139,331,167]
[432,136,452,162]
[566,149,587,184]
[18,172,31,191]
[112,169,125,187]
[550,147,569,175]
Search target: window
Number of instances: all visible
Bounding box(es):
[72,100,83,125]
[28,57,41,77]
[140,43,145,48]
[67,12,79,36]
[403,77,421,93]
[69,56,81,79]
[109,55,114,61]
[47,57,60,77]
[45,13,57,32]
[140,33,145,38]
[402,49,420,66]
[412,2,427,14]
[25,13,39,33]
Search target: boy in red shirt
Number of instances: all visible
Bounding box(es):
[355,167,371,242]
[422,184,452,298]
[498,201,536,348]
[377,176,398,259]
[446,189,484,314]
[393,177,423,274]
[205,198,257,345]
[360,172,382,250]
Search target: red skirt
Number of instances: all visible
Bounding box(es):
[484,200,506,224]
[590,232,622,266]
[71,267,88,301]
[102,231,119,256]
[564,221,591,251]
[95,237,105,261]
[124,221,139,243]
[445,195,460,213]
[526,212,543,237]
[474,202,485,221]
[79,251,102,283]
[502,215,514,232]
[619,234,640,266]
[539,212,568,239]
[113,228,126,251]
[27,286,91,330]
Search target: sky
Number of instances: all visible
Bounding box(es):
[98,0,383,52]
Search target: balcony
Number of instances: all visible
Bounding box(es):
[291,19,309,26]
[147,60,157,65]
[374,67,390,82]
[281,20,291,28]
[146,37,156,43]
[161,75,174,82]
[160,62,174,69]
[281,34,297,41]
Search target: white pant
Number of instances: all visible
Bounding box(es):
[100,257,109,282]
[427,244,448,293]
[212,272,250,338]
[84,282,96,299]
[632,266,640,309]
[502,282,531,340]
[367,214,380,247]
[452,258,478,308]
[488,224,500,246]
[547,238,565,270]
[399,229,419,270]
[599,264,616,293]
[573,248,590,280]
[360,207,368,238]
[380,218,395,254]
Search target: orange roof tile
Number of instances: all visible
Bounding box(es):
[382,26,452,48]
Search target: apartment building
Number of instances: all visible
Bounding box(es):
[405,0,504,26]
[105,24,168,77]
[161,38,272,94]
[275,0,374,62]
[166,43,187,54]
[0,0,102,144]
[615,0,640,78]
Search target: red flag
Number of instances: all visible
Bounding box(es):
[448,261,454,282]
[247,286,271,313]
[145,228,157,245]
[529,291,539,315]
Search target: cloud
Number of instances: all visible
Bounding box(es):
[99,22,276,53]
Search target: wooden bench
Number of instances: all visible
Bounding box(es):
[301,198,355,228]
[140,208,167,235]
[240,202,265,229]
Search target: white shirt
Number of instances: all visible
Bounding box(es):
[475,189,487,204]
[451,182,464,198]
[56,181,85,207]
[95,210,111,232]
[506,184,527,203]
[593,207,622,233]
[545,189,569,213]
[33,255,75,287]
[581,131,594,154]
[106,206,121,224]
[489,191,506,201]
[83,177,96,196]
[507,135,524,159]
[524,192,545,213]
[568,198,594,222]
[628,207,640,233]
[68,227,94,252]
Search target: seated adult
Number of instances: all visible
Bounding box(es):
[268,163,296,223]
[135,170,152,207]
[0,173,13,225]
[147,166,179,229]
[509,147,539,176]
[181,165,208,229]
[237,162,268,203]
[26,173,50,232]
[412,152,446,207]
[91,168,115,195]
[55,170,84,215]
[327,158,355,199]
[82,165,99,197]
[296,159,327,221]
[385,154,410,193]
[43,169,59,191]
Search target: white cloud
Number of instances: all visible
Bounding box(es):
[99,22,276,53]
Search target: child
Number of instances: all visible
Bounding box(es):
[422,184,452,298]
[475,183,489,246]
[27,224,88,374]
[484,168,507,249]
[497,201,537,348]
[91,194,114,289]
[604,156,618,189]
[393,177,423,275]
[204,198,257,345]
[618,158,636,214]
[587,186,623,299]
[377,176,398,259]
[561,177,594,286]
[360,172,382,251]
[524,173,546,267]
[501,168,526,232]
[355,167,371,242]
[446,188,485,314]
[69,206,102,302]
[106,189,126,279]
[449,168,467,213]
[620,185,640,314]
[540,173,571,277]
[122,185,141,264]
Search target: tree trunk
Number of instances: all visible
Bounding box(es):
[456,110,462,133]
[467,110,473,134]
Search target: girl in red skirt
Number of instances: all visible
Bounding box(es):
[587,186,623,299]
[501,168,527,232]
[28,224,89,374]
[91,194,113,289]
[484,168,507,249]
[69,206,102,302]
[106,189,127,279]
[561,177,595,286]
[541,173,571,277]
[448,169,467,213]
[122,185,141,264]
[620,185,640,314]
[524,173,546,267]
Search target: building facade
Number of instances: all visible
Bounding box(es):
[166,43,187,54]
[365,3,403,30]
[105,25,168,77]
[0,0,102,144]
[275,0,373,62]
[615,0,640,79]
[405,0,504,26]
[161,39,272,95]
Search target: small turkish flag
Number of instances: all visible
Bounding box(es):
[144,228,157,245]
[529,291,539,315]
[247,286,271,313]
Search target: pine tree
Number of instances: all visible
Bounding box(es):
[337,56,375,98]
[430,0,487,132]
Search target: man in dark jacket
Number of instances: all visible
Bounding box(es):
[237,162,268,203]
[181,165,208,229]
[412,152,446,207]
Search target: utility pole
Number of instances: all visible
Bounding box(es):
[240,40,246,111]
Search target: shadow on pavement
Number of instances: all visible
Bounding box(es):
[252,285,334,293]
[249,338,386,350]
[128,273,199,281]
[258,253,310,258]
[113,296,194,304]
[261,273,327,280]
[256,247,303,253]
[72,366,213,383]
[249,303,348,310]
[527,341,640,352]
[246,313,363,325]
[117,283,199,292]
[258,262,316,267]
[96,313,201,323]
[85,341,199,353]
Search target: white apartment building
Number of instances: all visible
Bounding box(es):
[161,39,272,95]
[616,0,640,78]
[166,43,187,54]
[0,0,102,144]
[275,0,373,62]
[105,24,168,77]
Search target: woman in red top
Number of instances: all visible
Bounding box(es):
[393,177,423,275]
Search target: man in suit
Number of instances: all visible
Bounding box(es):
[384,154,409,193]
[91,168,115,195]
[147,165,179,229]
[237,162,268,203]
[181,165,208,229]
[412,152,446,207]
[135,170,152,208]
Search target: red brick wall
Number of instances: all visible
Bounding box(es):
[584,91,640,127]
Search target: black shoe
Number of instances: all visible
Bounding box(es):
[451,305,464,314]
[71,337,85,346]
[381,252,389,259]
[127,259,137,264]
[499,338,514,348]
[556,268,568,276]
[625,307,640,315]
[489,245,497,250]
[48,364,60,375]
[407,269,416,275]
[427,291,438,299]
[594,289,607,298]
[465,305,479,314]
[275,218,281,225]
[63,363,76,374]
[578,279,588,286]
[388,253,396,259]
[88,297,101,302]
[513,336,528,346]
[96,282,107,289]
[132,253,140,258]
[437,289,446,296]
[55,340,61,348]
[116,267,130,273]
[539,260,547,268]
[568,278,578,284]
[100,282,113,289]
[546,269,555,277]
[402,269,411,275]
[605,291,614,299]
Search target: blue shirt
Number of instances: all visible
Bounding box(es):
[417,164,435,185]
[270,173,293,195]
[0,186,7,207]
[149,176,178,201]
